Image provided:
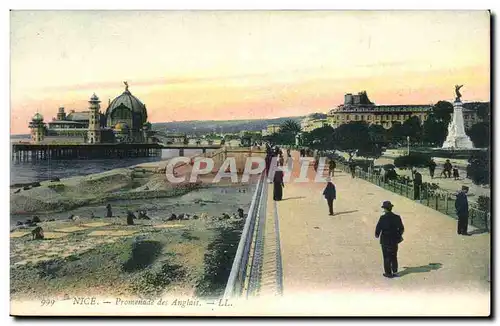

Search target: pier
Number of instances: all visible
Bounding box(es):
[11,143,165,161]
[11,142,227,161]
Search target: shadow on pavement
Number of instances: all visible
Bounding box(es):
[281,196,306,201]
[398,263,443,277]
[468,228,489,235]
[334,210,359,216]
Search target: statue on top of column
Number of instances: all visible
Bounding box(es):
[455,84,463,102]
[124,81,129,92]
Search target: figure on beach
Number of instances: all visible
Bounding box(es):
[31,226,44,240]
[375,201,405,278]
[106,204,113,218]
[322,178,337,216]
[126,211,135,225]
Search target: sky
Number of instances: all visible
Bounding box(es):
[10,10,490,134]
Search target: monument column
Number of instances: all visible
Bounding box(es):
[442,85,474,149]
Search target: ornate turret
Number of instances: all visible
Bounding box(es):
[87,93,102,144]
[29,112,45,143]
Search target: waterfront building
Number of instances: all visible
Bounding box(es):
[301,114,329,132]
[31,82,152,144]
[266,124,281,135]
[325,91,431,129]
[322,91,483,131]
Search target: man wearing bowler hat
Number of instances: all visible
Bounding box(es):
[375,201,405,278]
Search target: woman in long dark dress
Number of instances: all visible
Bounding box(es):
[273,166,285,201]
[322,179,337,215]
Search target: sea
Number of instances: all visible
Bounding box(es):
[10,135,215,185]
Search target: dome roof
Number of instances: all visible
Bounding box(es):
[32,113,44,121]
[106,83,147,121]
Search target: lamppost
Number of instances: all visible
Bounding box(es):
[407,136,410,155]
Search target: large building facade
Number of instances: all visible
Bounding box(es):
[30,82,152,144]
[300,91,482,132]
[326,91,431,129]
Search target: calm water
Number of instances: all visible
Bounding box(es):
[11,137,214,185]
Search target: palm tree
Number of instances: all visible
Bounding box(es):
[279,120,301,134]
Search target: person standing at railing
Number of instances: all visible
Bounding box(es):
[375,201,405,278]
[456,186,470,236]
[322,177,337,216]
[413,169,422,201]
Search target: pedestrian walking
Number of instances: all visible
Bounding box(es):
[273,164,285,201]
[428,159,436,179]
[322,178,336,215]
[375,201,405,278]
[453,166,460,180]
[455,186,470,236]
[329,159,336,177]
[413,169,422,200]
[349,160,356,178]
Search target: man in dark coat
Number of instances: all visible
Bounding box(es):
[428,159,437,179]
[329,159,336,177]
[273,166,285,201]
[413,169,422,200]
[455,186,470,235]
[322,178,337,215]
[375,201,405,278]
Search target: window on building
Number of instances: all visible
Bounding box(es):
[367,115,371,120]
[361,115,364,120]
[464,114,469,119]
[346,115,350,120]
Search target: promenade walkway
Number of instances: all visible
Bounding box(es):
[268,151,490,316]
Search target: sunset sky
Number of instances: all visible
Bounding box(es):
[10,10,490,134]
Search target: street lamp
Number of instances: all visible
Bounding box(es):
[407,136,410,155]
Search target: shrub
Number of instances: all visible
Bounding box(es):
[477,195,491,213]
[394,152,432,169]
[466,150,490,185]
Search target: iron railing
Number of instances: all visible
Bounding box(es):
[340,163,491,232]
[223,171,269,298]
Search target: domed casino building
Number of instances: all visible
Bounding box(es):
[105,81,148,142]
[41,82,152,144]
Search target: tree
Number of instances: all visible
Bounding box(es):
[388,121,405,145]
[263,130,295,146]
[432,101,454,124]
[302,126,335,150]
[368,124,388,145]
[466,122,490,148]
[464,102,490,122]
[279,120,301,134]
[333,121,382,160]
[402,116,423,143]
[466,150,490,185]
[422,114,448,146]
